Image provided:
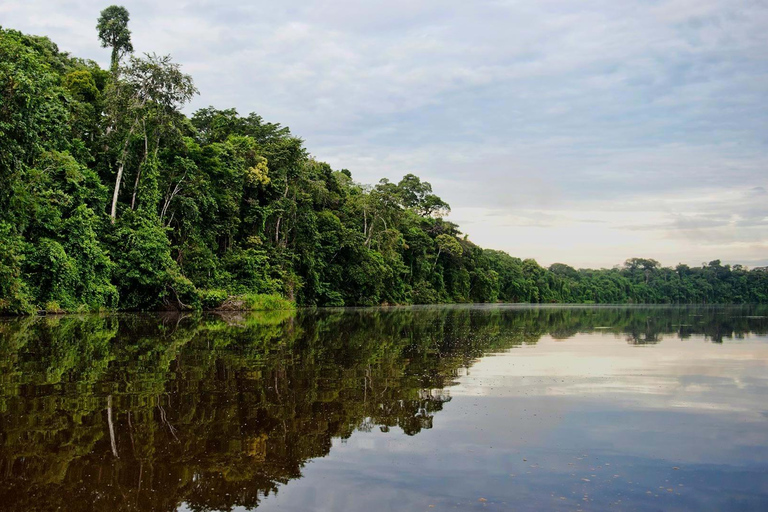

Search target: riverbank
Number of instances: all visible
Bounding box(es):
[17,293,296,316]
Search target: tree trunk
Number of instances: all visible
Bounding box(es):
[274,216,282,244]
[160,175,184,224]
[432,248,442,270]
[274,181,289,244]
[110,161,127,222]
[365,216,379,247]
[107,394,119,458]
[109,121,137,222]
[130,121,149,210]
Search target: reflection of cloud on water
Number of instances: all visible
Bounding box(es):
[450,333,768,420]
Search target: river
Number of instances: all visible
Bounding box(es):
[1,305,767,511]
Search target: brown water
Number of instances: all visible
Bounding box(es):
[1,305,767,511]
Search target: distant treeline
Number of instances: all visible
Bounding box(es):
[1,10,767,313]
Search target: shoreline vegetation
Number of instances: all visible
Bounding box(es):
[31,292,296,316]
[2,7,768,316]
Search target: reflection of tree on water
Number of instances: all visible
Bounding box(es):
[0,305,765,511]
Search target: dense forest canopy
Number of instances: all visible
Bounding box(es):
[1,7,767,314]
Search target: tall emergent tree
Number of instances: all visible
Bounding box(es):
[106,52,197,221]
[96,5,133,73]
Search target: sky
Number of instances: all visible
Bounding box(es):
[3,0,767,268]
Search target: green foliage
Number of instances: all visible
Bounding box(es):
[109,212,181,310]
[0,29,69,208]
[64,69,99,101]
[199,288,228,309]
[1,21,767,314]
[96,5,133,72]
[0,223,34,314]
[220,248,281,295]
[241,293,295,311]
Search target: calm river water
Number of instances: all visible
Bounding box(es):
[1,305,767,511]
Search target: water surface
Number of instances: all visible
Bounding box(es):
[1,305,767,511]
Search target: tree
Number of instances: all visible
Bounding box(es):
[433,234,463,269]
[97,5,133,73]
[396,174,450,217]
[107,53,197,221]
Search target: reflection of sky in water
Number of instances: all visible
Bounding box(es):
[251,333,768,511]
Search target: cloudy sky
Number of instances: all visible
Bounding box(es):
[3,0,767,268]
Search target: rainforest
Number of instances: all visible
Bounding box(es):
[2,8,767,314]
